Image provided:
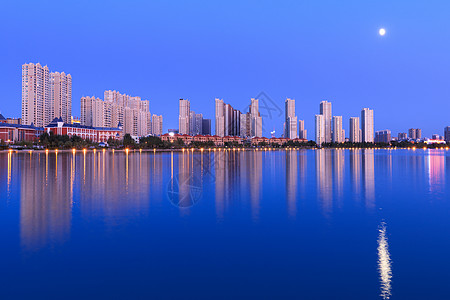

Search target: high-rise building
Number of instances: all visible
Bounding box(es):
[81,90,150,136]
[315,114,325,146]
[349,117,361,143]
[50,72,72,123]
[298,120,307,140]
[22,63,72,127]
[319,101,332,143]
[179,99,190,135]
[432,134,442,140]
[152,114,163,136]
[250,98,262,137]
[445,127,450,143]
[408,128,422,140]
[202,119,211,135]
[375,130,391,143]
[189,111,203,136]
[398,132,407,141]
[215,98,225,137]
[284,98,298,139]
[240,113,250,137]
[361,108,374,143]
[215,98,242,137]
[332,116,343,143]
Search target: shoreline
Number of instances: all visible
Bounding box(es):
[1,147,449,154]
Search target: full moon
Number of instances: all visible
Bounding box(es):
[379,28,386,36]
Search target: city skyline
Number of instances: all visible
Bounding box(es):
[5,61,450,141]
[2,1,450,139]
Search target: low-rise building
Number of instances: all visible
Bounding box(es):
[0,123,43,142]
[45,117,122,142]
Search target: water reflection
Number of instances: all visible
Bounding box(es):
[286,150,298,217]
[316,149,333,215]
[426,150,445,194]
[20,152,72,252]
[2,149,446,256]
[362,149,375,209]
[378,221,392,299]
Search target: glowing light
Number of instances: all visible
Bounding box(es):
[125,148,129,154]
[72,149,76,154]
[139,149,142,153]
[83,149,87,153]
[379,28,386,36]
[378,222,392,299]
[200,148,204,152]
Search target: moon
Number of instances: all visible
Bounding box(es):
[379,28,386,36]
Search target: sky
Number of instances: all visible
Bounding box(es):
[1,0,450,138]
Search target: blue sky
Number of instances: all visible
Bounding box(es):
[1,0,450,137]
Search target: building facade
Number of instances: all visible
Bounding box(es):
[375,130,391,143]
[81,91,151,137]
[250,98,262,137]
[319,101,332,143]
[179,99,190,135]
[202,119,211,135]
[349,117,361,143]
[45,117,122,142]
[152,114,163,136]
[22,63,72,127]
[361,108,374,143]
[315,114,325,146]
[298,120,307,140]
[284,98,298,139]
[332,116,344,143]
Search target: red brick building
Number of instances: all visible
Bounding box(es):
[45,117,122,142]
[0,123,43,142]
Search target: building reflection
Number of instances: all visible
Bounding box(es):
[286,150,298,218]
[20,152,72,252]
[349,149,361,200]
[316,149,333,216]
[333,149,345,207]
[80,151,151,220]
[362,149,375,209]
[426,150,445,194]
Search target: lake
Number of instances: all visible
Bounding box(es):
[0,149,449,299]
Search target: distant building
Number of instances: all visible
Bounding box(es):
[152,114,163,136]
[445,127,450,143]
[202,119,211,135]
[332,116,344,143]
[189,111,203,136]
[168,129,179,135]
[408,128,422,140]
[361,108,374,143]
[81,91,150,137]
[375,130,391,143]
[315,114,325,146]
[398,132,407,141]
[432,134,442,140]
[349,117,361,143]
[250,98,262,137]
[319,101,332,143]
[0,114,21,125]
[284,98,298,139]
[298,120,307,140]
[179,99,190,135]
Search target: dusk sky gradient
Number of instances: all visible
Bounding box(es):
[1,0,450,137]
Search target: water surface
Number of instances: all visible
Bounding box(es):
[0,149,449,299]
